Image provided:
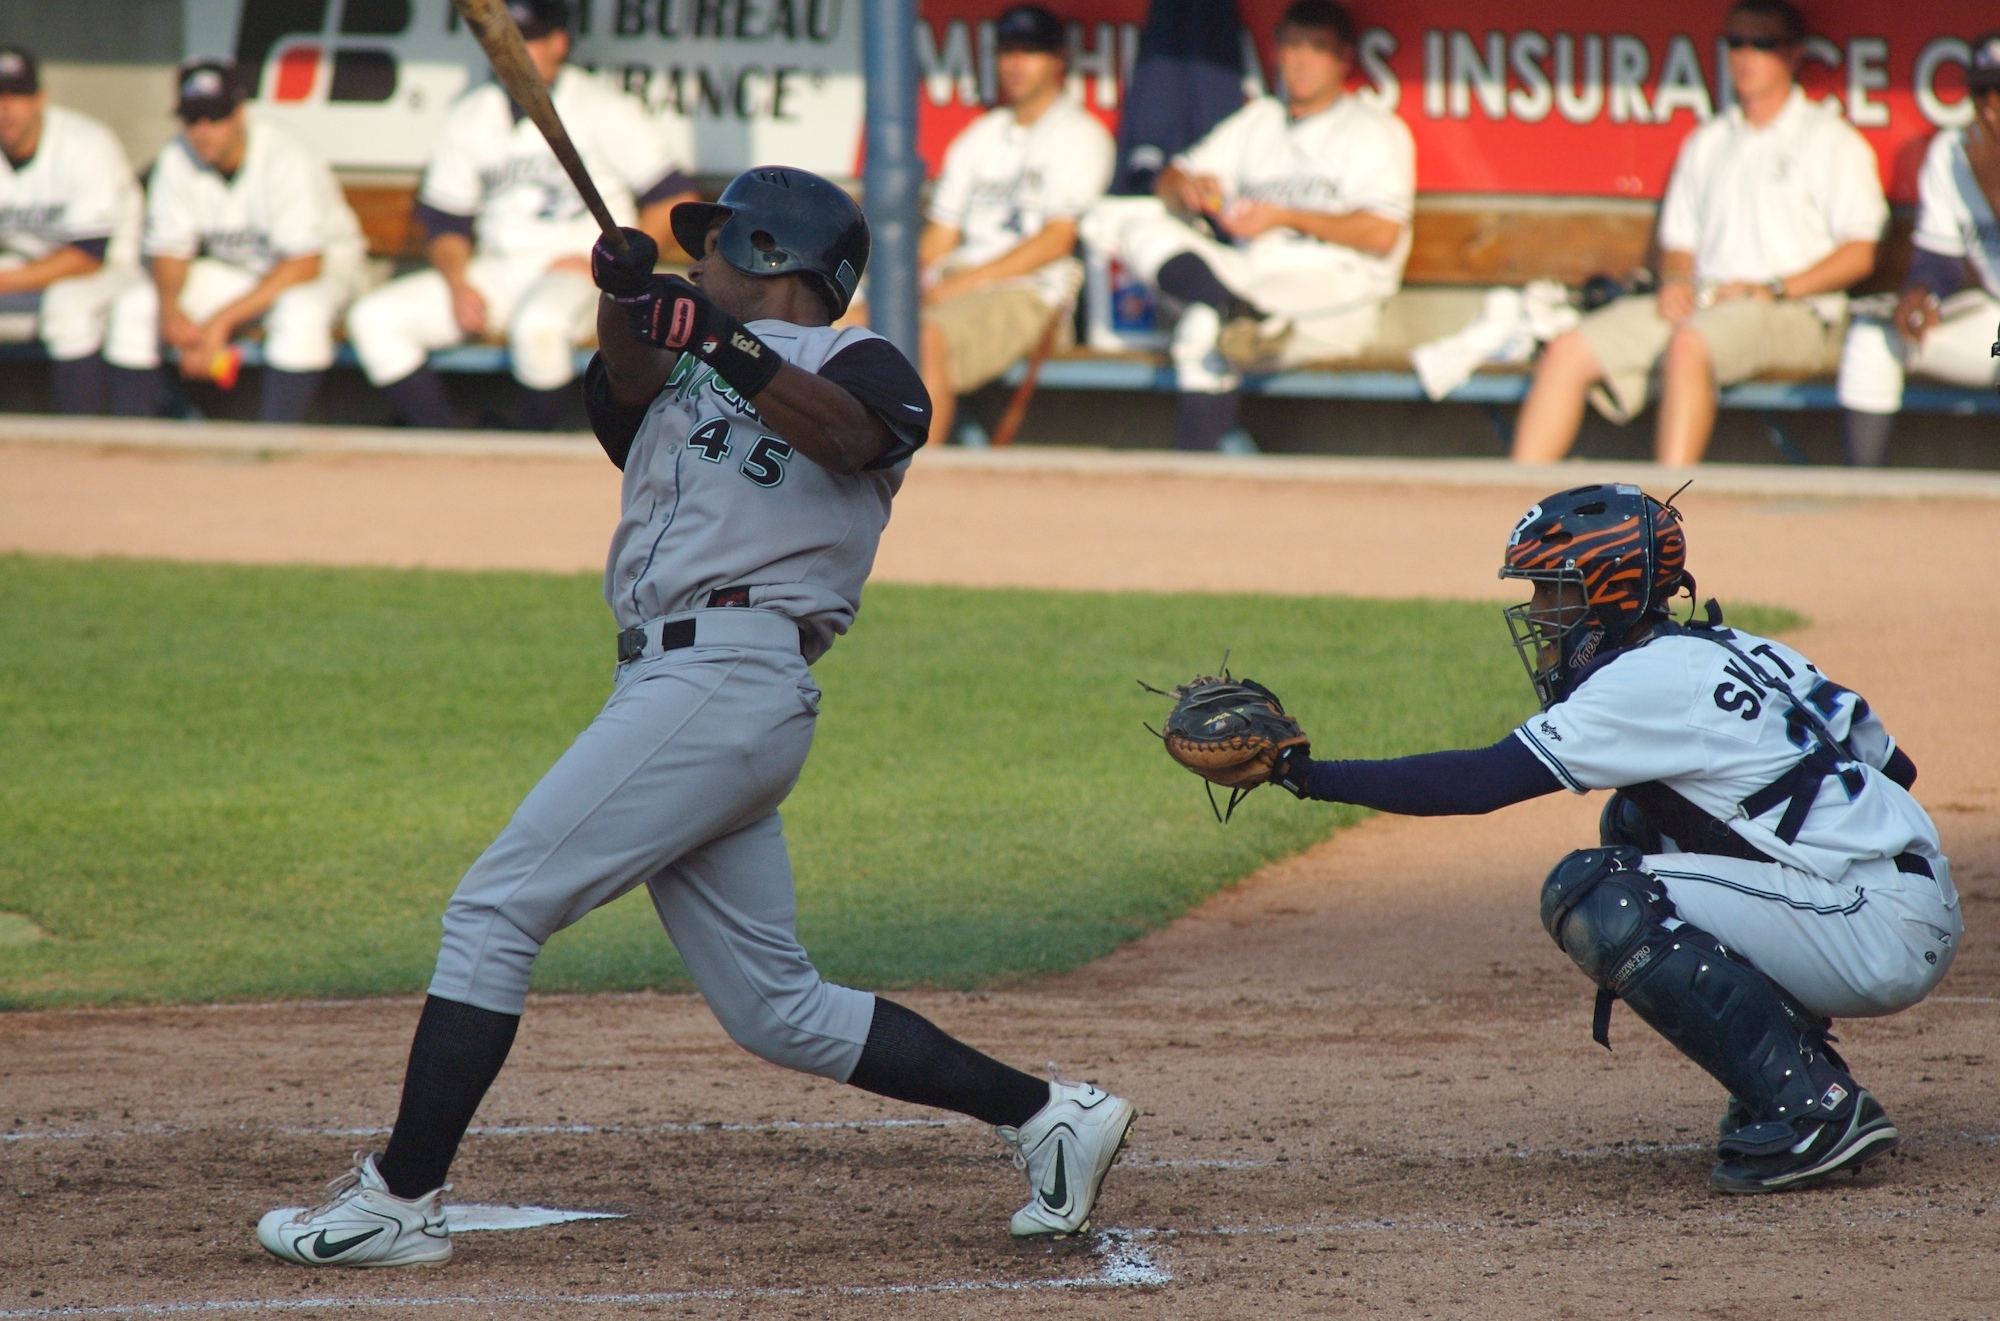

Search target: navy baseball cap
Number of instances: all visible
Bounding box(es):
[994,5,1065,55]
[1970,34,2000,94]
[176,60,245,121]
[0,46,39,96]
[507,0,571,39]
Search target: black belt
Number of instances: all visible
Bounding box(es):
[617,618,695,664]
[1894,852,1934,879]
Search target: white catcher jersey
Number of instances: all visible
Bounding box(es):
[1515,627,1941,883]
[604,324,926,658]
[420,67,679,259]
[927,95,1114,305]
[1911,128,2000,301]
[1175,93,1414,297]
[0,105,139,265]
[144,117,363,277]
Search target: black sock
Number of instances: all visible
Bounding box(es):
[376,995,520,1200]
[1157,252,1257,320]
[1841,409,1894,467]
[109,365,164,418]
[383,367,458,429]
[50,353,110,414]
[1176,390,1241,450]
[517,383,572,431]
[258,368,324,423]
[844,997,1049,1129]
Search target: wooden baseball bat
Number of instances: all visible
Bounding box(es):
[989,303,1069,448]
[449,0,628,258]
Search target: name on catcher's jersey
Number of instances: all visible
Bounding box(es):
[605,323,927,658]
[0,105,140,265]
[419,68,682,258]
[1513,628,1941,882]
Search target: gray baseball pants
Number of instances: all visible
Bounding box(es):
[428,607,876,1081]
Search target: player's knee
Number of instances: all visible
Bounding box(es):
[1663,324,1711,368]
[1539,845,1656,988]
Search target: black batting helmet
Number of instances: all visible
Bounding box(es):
[1499,484,1691,708]
[671,167,869,319]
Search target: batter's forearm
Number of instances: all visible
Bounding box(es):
[594,295,672,405]
[752,364,890,474]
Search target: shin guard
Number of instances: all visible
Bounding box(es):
[1541,847,1857,1154]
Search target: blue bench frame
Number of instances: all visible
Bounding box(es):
[998,356,2000,463]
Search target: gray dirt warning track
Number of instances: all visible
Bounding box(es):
[2,435,1997,1318]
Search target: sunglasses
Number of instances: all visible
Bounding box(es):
[1724,33,1794,51]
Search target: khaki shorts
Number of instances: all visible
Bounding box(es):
[1577,294,1846,423]
[925,283,1067,393]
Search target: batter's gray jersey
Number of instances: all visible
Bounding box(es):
[602,322,926,660]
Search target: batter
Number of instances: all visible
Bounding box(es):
[257,167,1134,1268]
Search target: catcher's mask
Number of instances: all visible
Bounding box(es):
[1499,484,1690,709]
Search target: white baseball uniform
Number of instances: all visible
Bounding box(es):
[1082,92,1414,390]
[0,104,143,360]
[1515,626,1958,1021]
[928,94,1114,307]
[104,116,365,373]
[346,67,689,391]
[1838,127,2000,414]
[431,323,927,1083]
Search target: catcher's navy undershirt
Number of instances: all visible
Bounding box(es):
[1294,736,1918,815]
[1295,736,1561,814]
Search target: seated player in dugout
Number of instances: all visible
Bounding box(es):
[0,45,144,415]
[345,0,699,431]
[846,4,1113,448]
[1081,0,1414,451]
[1511,0,1885,467]
[255,168,1135,1268]
[1836,35,2000,466]
[1260,486,1957,1193]
[106,61,368,424]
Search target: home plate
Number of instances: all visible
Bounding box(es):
[450,1205,626,1232]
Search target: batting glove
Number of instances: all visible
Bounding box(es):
[590,227,660,299]
[620,274,784,401]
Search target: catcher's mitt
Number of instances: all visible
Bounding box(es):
[1145,671,1310,820]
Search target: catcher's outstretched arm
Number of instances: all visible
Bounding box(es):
[1281,737,1560,814]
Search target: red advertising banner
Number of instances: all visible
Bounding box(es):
[915,1,1991,203]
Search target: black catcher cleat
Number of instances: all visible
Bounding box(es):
[1709,1090,1898,1194]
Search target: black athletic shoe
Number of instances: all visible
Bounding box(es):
[1709,1091,1898,1194]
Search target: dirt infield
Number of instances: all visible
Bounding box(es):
[3,439,1997,1318]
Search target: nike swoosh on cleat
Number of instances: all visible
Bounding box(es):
[307,1227,385,1259]
[1040,1141,1069,1212]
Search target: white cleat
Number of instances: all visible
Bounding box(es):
[256,1153,452,1268]
[998,1072,1136,1238]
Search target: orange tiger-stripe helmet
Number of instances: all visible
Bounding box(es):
[1499,485,1689,708]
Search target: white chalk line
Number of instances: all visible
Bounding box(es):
[0,1229,1168,1318]
[2,1116,965,1145]
[448,1205,624,1232]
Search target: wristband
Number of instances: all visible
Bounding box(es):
[623,274,784,401]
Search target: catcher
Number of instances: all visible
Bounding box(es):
[1156,484,1958,1193]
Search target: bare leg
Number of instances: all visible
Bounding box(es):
[921,318,957,448]
[1655,326,1718,466]
[1511,331,1603,462]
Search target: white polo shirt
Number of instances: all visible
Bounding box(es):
[144,116,363,277]
[927,94,1114,306]
[1175,92,1416,299]
[1909,127,2000,300]
[1657,86,1886,321]
[0,105,139,266]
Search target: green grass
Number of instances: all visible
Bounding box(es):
[0,555,1802,1008]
